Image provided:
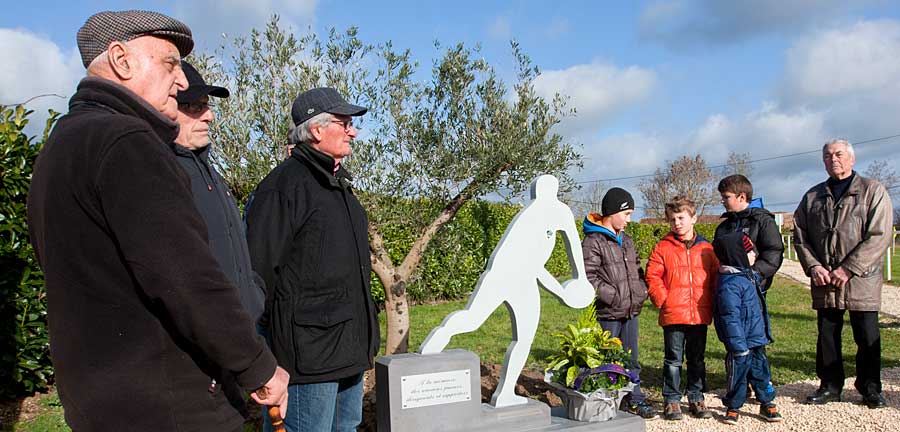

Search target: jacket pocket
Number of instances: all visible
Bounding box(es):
[292,300,357,374]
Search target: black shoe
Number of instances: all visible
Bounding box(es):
[805,388,841,404]
[863,392,887,409]
[722,409,739,425]
[622,400,658,419]
[759,403,783,422]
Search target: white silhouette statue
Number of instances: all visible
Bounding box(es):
[419,174,595,408]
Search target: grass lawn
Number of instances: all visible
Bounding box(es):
[380,275,900,394]
[8,276,900,430]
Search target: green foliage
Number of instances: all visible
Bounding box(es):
[369,206,719,303]
[0,105,58,397]
[544,304,634,392]
[624,222,717,260]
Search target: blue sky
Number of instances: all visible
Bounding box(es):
[3,1,900,216]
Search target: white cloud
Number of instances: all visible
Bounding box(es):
[0,28,83,136]
[639,0,877,50]
[783,19,900,102]
[173,0,318,53]
[488,16,511,40]
[534,62,657,133]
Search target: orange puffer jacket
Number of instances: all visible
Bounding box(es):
[646,232,719,326]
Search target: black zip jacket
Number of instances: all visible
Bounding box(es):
[173,144,265,321]
[714,207,784,292]
[27,77,276,431]
[245,144,380,384]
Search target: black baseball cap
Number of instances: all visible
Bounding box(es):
[176,61,229,103]
[291,87,367,126]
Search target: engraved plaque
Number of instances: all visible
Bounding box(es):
[400,369,472,409]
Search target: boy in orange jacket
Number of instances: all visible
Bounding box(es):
[647,196,719,421]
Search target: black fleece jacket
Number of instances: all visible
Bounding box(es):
[245,144,380,385]
[27,77,276,432]
[715,207,784,292]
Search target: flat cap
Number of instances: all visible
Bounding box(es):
[77,10,193,68]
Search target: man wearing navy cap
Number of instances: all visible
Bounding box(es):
[245,88,381,432]
[173,60,269,419]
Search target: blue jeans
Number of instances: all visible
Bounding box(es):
[263,373,364,432]
[598,316,645,403]
[723,347,776,409]
[662,325,707,403]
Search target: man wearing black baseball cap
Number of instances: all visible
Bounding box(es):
[173,60,270,420]
[27,10,287,431]
[245,88,379,432]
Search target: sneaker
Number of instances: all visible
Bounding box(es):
[622,400,658,419]
[722,409,739,425]
[664,402,683,421]
[759,403,783,422]
[689,400,713,419]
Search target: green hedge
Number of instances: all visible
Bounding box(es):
[370,201,720,304]
[0,106,56,397]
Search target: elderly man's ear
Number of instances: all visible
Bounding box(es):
[106,41,134,79]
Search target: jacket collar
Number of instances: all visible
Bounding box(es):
[70,76,180,146]
[291,144,354,189]
[662,231,709,249]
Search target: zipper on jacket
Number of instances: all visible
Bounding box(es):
[686,242,695,323]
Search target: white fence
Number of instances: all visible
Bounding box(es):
[782,230,898,281]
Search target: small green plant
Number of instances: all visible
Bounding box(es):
[544,304,636,393]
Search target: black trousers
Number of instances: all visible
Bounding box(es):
[816,308,881,396]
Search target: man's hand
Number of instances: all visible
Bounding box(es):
[830,267,852,288]
[810,265,832,287]
[251,366,289,416]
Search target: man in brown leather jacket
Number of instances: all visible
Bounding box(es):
[793,138,893,409]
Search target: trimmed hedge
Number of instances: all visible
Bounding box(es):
[1,106,55,397]
[371,200,720,304]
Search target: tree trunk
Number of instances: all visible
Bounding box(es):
[368,187,477,355]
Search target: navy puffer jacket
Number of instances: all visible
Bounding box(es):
[712,232,773,354]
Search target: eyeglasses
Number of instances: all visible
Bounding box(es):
[330,119,354,132]
[178,101,213,115]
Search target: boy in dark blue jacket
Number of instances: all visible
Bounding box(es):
[712,232,783,425]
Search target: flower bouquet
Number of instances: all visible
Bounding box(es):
[544,304,638,422]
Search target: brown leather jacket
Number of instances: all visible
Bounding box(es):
[793,173,894,311]
[582,215,648,320]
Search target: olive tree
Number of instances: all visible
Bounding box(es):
[196,16,581,354]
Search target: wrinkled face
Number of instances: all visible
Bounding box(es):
[125,36,187,120]
[607,209,633,232]
[667,210,697,240]
[720,191,748,212]
[311,114,357,163]
[823,143,855,180]
[174,96,214,150]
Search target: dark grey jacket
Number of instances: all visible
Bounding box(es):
[173,144,265,321]
[582,220,648,320]
[793,173,894,311]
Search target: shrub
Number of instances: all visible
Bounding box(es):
[0,105,58,397]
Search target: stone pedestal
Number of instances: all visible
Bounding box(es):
[375,350,645,432]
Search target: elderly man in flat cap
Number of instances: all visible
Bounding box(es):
[245,88,381,432]
[27,10,287,431]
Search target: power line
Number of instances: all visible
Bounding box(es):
[0,93,66,107]
[576,133,900,185]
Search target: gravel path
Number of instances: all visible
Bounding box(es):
[776,258,900,319]
[642,260,900,431]
[645,367,900,431]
